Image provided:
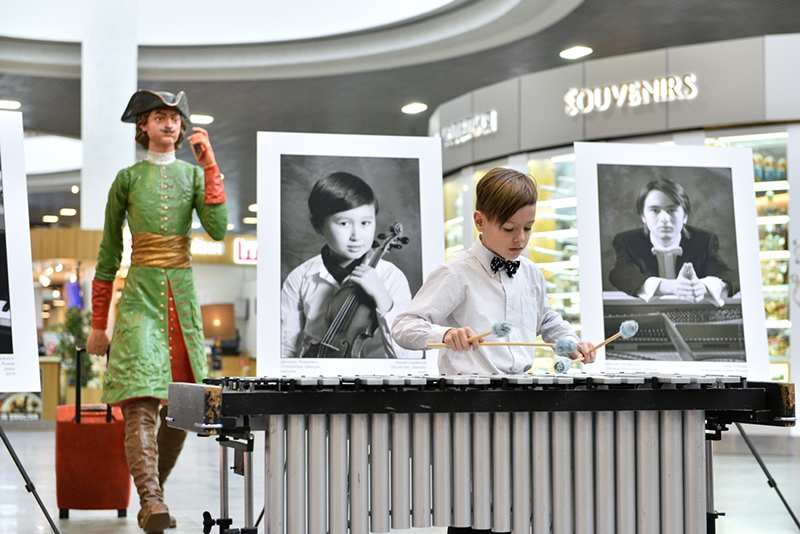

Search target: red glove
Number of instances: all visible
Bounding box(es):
[204,163,226,204]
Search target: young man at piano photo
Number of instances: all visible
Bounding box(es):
[281,171,417,359]
[392,167,595,379]
[609,177,739,306]
[86,89,228,534]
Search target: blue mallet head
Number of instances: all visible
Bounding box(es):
[620,320,639,339]
[553,356,572,374]
[554,337,577,356]
[491,321,513,338]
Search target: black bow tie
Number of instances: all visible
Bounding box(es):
[491,256,520,277]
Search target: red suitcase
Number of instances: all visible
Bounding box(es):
[55,347,130,518]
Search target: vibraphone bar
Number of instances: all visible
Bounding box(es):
[168,375,795,534]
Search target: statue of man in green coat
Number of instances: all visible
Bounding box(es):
[87,89,228,534]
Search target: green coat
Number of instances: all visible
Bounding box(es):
[97,159,228,404]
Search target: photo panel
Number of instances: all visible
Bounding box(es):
[575,141,767,378]
[258,132,443,377]
[0,111,40,393]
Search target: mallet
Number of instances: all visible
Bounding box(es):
[466,321,512,342]
[552,337,582,374]
[594,320,639,351]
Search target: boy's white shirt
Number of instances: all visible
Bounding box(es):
[392,237,578,375]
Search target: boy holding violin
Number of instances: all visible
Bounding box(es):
[393,167,595,380]
[281,171,416,359]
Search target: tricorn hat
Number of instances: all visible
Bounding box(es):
[121,89,190,123]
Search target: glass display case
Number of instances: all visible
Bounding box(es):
[706,130,790,381]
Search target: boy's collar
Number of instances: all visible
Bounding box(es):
[471,237,501,276]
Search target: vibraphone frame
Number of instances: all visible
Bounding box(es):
[168,374,795,534]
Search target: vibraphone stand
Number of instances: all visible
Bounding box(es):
[201,431,258,534]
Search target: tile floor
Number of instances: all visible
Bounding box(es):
[0,423,798,533]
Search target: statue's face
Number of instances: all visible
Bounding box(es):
[139,109,182,151]
[641,189,687,244]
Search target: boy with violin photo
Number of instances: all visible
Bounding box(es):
[281,171,418,359]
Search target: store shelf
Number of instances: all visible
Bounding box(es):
[766,320,791,329]
[756,215,789,225]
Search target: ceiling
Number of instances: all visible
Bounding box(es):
[2,0,800,235]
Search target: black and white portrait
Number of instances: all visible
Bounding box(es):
[280,155,422,360]
[575,142,768,378]
[0,160,12,354]
[0,110,40,393]
[597,164,743,363]
[258,132,442,377]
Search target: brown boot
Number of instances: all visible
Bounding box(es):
[158,404,187,529]
[122,398,171,534]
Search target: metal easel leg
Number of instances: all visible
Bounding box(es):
[0,424,60,534]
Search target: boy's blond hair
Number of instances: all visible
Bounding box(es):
[475,167,538,224]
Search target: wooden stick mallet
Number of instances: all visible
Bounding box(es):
[426,341,553,348]
[466,321,512,342]
[593,320,639,351]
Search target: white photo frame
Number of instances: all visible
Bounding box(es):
[575,141,768,379]
[0,111,40,392]
[257,132,443,377]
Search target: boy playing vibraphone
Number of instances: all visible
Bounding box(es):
[392,167,595,377]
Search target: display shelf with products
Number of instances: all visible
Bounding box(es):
[526,152,580,372]
[706,130,790,382]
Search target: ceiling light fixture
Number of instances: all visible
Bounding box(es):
[243,217,258,224]
[191,221,201,229]
[190,114,214,125]
[42,215,59,223]
[227,223,235,230]
[402,102,428,115]
[559,46,593,60]
[60,208,77,216]
[248,203,258,212]
[0,100,21,110]
[71,185,80,194]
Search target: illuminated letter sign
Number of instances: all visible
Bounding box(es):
[191,236,225,256]
[233,237,258,265]
[441,111,498,147]
[564,74,698,116]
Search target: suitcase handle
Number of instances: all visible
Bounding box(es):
[74,346,112,424]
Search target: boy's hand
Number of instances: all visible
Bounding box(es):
[572,341,596,363]
[443,327,483,351]
[349,265,393,314]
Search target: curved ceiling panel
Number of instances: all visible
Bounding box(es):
[0,0,582,80]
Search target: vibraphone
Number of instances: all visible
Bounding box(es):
[168,374,795,534]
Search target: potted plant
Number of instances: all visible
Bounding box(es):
[55,308,101,403]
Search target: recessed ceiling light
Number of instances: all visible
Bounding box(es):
[191,221,201,229]
[42,215,59,223]
[71,185,80,194]
[243,217,258,224]
[402,102,428,115]
[190,114,214,125]
[0,100,21,110]
[248,203,258,212]
[559,46,593,60]
[60,208,77,216]
[227,223,235,230]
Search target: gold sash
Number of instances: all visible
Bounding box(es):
[131,233,192,269]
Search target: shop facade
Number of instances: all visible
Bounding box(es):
[429,34,800,394]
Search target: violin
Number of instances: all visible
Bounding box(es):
[302,222,409,358]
